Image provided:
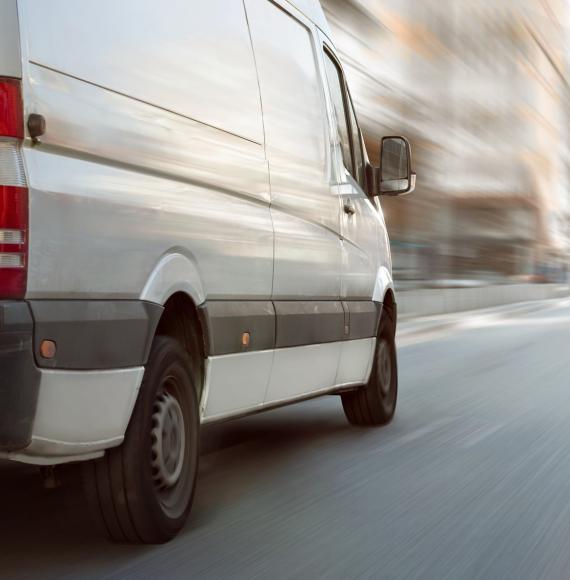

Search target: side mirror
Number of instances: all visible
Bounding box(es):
[376,136,416,196]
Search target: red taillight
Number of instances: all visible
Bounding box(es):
[0,78,23,139]
[0,78,27,299]
[0,186,28,299]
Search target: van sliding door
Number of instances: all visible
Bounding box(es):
[245,0,344,402]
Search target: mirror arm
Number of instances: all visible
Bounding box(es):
[409,172,417,194]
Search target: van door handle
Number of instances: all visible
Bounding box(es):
[344,202,356,216]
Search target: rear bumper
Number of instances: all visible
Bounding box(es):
[0,299,159,464]
[0,301,41,452]
[6,366,144,465]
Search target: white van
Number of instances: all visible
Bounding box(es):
[0,0,414,543]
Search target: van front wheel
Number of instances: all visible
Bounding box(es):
[341,314,398,426]
[83,336,199,544]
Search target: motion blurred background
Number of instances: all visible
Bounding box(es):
[322,0,570,288]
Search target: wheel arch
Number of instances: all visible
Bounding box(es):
[154,292,207,404]
[381,287,397,335]
[140,251,208,402]
[372,265,395,304]
[140,252,206,307]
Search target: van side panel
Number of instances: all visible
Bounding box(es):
[0,0,21,78]
[20,0,263,143]
[18,2,274,301]
[245,0,342,299]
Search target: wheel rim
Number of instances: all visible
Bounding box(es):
[377,339,392,397]
[151,389,186,489]
[150,376,193,519]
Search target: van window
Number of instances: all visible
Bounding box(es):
[348,96,365,188]
[323,53,353,177]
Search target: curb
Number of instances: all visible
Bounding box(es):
[397,298,564,342]
[397,284,570,319]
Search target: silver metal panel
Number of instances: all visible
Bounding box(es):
[339,179,382,299]
[202,350,274,420]
[336,337,375,385]
[18,21,273,300]
[286,0,332,37]
[20,0,263,144]
[24,63,270,205]
[203,337,373,425]
[24,147,273,300]
[269,210,341,298]
[264,341,342,402]
[0,0,21,78]
[245,0,342,299]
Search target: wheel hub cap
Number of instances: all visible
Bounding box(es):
[377,339,392,397]
[151,391,186,489]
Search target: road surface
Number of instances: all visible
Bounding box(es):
[2,299,570,579]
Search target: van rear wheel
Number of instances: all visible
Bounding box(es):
[83,336,199,544]
[341,311,398,426]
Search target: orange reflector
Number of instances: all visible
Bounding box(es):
[241,332,250,348]
[40,340,57,359]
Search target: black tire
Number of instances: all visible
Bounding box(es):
[83,336,199,544]
[341,308,398,426]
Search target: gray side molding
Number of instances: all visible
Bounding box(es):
[28,298,384,367]
[29,300,163,370]
[343,301,382,340]
[200,299,383,356]
[274,301,345,348]
[200,301,275,356]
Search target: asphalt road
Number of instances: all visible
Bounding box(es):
[2,299,570,580]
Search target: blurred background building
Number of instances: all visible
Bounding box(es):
[321,0,570,287]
